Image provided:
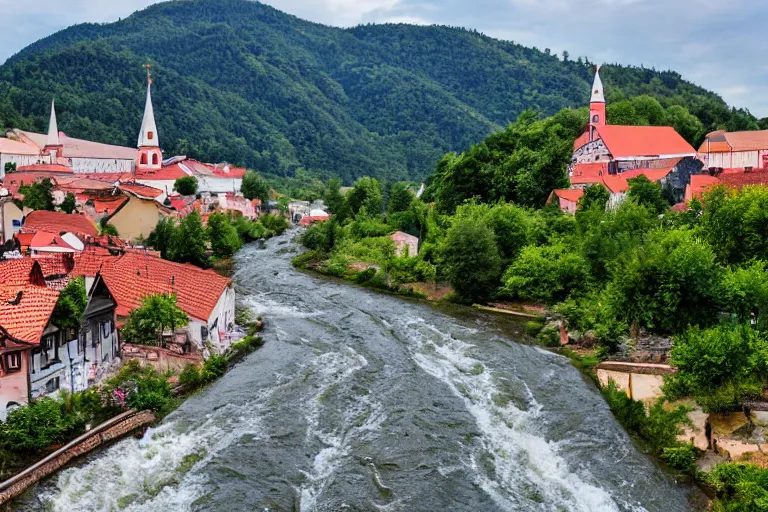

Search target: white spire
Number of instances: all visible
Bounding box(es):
[47,99,60,147]
[137,78,159,148]
[590,65,605,104]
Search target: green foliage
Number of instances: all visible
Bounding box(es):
[347,177,383,216]
[179,364,202,387]
[387,182,414,214]
[200,354,228,383]
[627,176,668,214]
[0,398,81,452]
[121,293,189,346]
[577,184,609,212]
[301,218,341,253]
[323,178,351,221]
[173,176,198,196]
[19,178,54,211]
[455,202,531,260]
[440,217,501,303]
[168,210,209,268]
[51,276,87,332]
[207,212,242,258]
[259,213,289,235]
[707,463,768,511]
[501,242,590,303]
[59,192,77,214]
[723,261,768,327]
[524,321,544,336]
[146,217,176,258]
[98,216,119,236]
[4,162,16,173]
[661,444,698,473]
[555,291,627,351]
[241,171,271,203]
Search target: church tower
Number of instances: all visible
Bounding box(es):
[43,99,63,161]
[589,66,606,141]
[136,65,162,172]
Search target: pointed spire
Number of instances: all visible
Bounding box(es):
[47,99,60,147]
[591,65,605,104]
[138,66,159,148]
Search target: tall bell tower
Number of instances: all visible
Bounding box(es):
[136,64,162,172]
[589,65,606,141]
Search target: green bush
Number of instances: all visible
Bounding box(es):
[201,355,228,383]
[354,268,377,283]
[524,321,544,336]
[661,444,697,474]
[259,213,290,235]
[536,325,561,347]
[179,364,202,387]
[0,398,81,452]
[707,463,768,511]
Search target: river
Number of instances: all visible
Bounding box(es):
[15,232,693,511]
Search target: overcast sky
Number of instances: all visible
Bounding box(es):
[1,0,766,116]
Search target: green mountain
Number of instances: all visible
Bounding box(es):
[0,0,754,183]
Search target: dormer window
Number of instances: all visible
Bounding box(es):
[4,352,21,373]
[147,131,154,140]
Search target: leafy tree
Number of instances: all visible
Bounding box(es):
[455,202,530,261]
[387,182,413,214]
[723,261,768,327]
[207,212,242,258]
[147,217,177,258]
[347,177,383,216]
[577,184,609,212]
[59,192,77,214]
[168,211,209,268]
[440,217,501,303]
[18,179,54,211]
[241,171,270,203]
[501,242,590,303]
[98,217,119,236]
[4,162,16,173]
[627,175,668,214]
[323,178,351,221]
[173,176,198,196]
[121,293,189,346]
[51,277,87,332]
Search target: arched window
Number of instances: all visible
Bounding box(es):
[140,153,148,165]
[152,153,159,165]
[147,131,154,140]
[592,115,599,123]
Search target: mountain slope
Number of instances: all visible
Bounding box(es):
[0,0,747,182]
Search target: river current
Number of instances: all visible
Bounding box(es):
[15,232,692,511]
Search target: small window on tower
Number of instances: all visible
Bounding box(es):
[152,153,159,165]
[592,115,599,123]
[147,131,154,140]
[140,153,148,165]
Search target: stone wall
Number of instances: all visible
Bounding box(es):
[595,362,676,407]
[122,343,202,374]
[0,409,156,505]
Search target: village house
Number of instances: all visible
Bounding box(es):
[97,252,236,354]
[698,130,768,172]
[105,184,170,241]
[547,189,584,215]
[391,231,419,257]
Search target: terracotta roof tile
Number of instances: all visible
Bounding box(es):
[100,252,231,321]
[135,164,189,181]
[718,169,768,188]
[0,285,60,343]
[0,138,41,156]
[23,210,98,237]
[573,131,590,151]
[0,259,46,286]
[553,189,584,202]
[119,183,163,199]
[596,125,696,159]
[601,175,630,194]
[16,164,73,174]
[72,250,118,278]
[29,231,76,252]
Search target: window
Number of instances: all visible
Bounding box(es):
[152,153,159,165]
[592,115,599,123]
[140,153,148,165]
[147,131,154,140]
[45,377,60,393]
[201,326,209,341]
[102,320,112,339]
[4,352,22,373]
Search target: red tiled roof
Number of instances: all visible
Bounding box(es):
[596,125,696,159]
[0,259,46,286]
[724,131,768,152]
[35,253,75,277]
[686,175,722,202]
[211,165,247,179]
[29,231,76,252]
[77,193,129,214]
[299,216,329,226]
[0,285,60,343]
[671,202,690,212]
[0,137,41,156]
[16,130,137,160]
[23,210,98,237]
[16,164,73,174]
[14,233,35,250]
[570,163,608,185]
[601,175,630,194]
[119,183,163,199]
[136,164,189,181]
[573,131,590,151]
[100,252,231,321]
[72,250,118,278]
[169,197,193,211]
[718,169,768,188]
[620,166,675,182]
[553,189,584,202]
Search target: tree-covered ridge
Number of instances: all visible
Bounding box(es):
[0,0,757,183]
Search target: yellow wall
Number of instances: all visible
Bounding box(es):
[109,196,166,241]
[596,368,665,407]
[1,201,24,244]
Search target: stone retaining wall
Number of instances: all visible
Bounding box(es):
[0,409,156,505]
[122,343,202,374]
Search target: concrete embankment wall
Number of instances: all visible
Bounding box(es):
[122,343,202,374]
[595,362,676,406]
[0,409,156,505]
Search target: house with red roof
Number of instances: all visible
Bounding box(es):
[99,252,236,353]
[548,189,584,215]
[0,137,48,179]
[22,210,98,238]
[699,130,768,172]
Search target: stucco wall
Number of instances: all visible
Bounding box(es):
[70,158,135,174]
[0,350,30,421]
[110,196,166,241]
[0,200,24,244]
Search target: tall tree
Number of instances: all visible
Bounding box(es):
[241,171,271,203]
[207,212,242,258]
[387,182,414,214]
[440,217,502,303]
[168,211,209,268]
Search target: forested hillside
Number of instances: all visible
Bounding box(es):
[0,0,758,182]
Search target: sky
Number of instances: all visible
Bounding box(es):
[1,0,766,116]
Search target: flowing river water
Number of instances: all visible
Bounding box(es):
[15,232,693,511]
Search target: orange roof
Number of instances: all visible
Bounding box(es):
[620,165,677,182]
[596,125,696,159]
[0,259,46,286]
[0,285,60,343]
[136,164,189,181]
[29,231,76,252]
[23,210,98,237]
[686,175,722,201]
[72,250,118,278]
[553,189,584,202]
[35,253,75,277]
[14,233,36,250]
[16,164,73,174]
[299,216,329,226]
[16,130,137,160]
[119,183,163,199]
[601,175,630,194]
[0,137,41,156]
[573,131,590,151]
[722,131,768,152]
[100,252,232,321]
[719,169,768,188]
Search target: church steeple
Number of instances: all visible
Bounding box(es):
[136,65,162,171]
[589,65,606,141]
[43,99,63,160]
